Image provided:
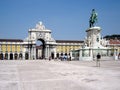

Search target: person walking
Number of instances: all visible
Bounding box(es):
[49,56,51,61]
[96,53,101,67]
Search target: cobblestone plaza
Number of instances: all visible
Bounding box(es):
[0,60,120,90]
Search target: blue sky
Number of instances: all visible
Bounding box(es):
[0,0,120,40]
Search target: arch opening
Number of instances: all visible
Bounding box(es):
[5,53,8,60]
[25,52,29,60]
[51,53,54,59]
[36,39,45,59]
[0,53,3,60]
[10,53,13,60]
[14,53,18,60]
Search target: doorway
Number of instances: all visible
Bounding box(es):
[25,53,29,60]
[10,53,13,60]
[0,53,3,60]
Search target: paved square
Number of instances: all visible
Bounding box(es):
[0,60,120,90]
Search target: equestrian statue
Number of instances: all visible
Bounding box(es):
[89,9,98,27]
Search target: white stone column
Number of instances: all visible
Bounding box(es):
[17,53,19,60]
[114,49,118,60]
[28,47,31,60]
[33,45,36,60]
[3,53,5,60]
[45,46,48,59]
[79,50,81,60]
[54,52,56,59]
[31,46,33,60]
[32,45,35,60]
[90,48,93,60]
[70,51,72,60]
[90,48,92,56]
[45,45,51,59]
[79,50,82,60]
[22,52,25,60]
[47,45,49,58]
[54,47,56,59]
[0,45,1,52]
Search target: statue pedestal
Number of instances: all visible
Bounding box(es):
[86,26,101,47]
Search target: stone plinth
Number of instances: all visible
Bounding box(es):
[86,26,101,47]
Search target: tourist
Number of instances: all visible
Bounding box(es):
[96,53,101,67]
[49,56,51,61]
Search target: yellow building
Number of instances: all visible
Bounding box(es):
[36,40,84,59]
[107,39,120,57]
[0,39,23,60]
[56,40,84,58]
[1,39,119,60]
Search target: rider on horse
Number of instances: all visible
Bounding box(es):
[89,9,98,27]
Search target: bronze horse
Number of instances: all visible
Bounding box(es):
[89,9,98,27]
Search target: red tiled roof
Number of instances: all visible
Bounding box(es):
[56,40,84,43]
[109,39,120,44]
[0,39,23,42]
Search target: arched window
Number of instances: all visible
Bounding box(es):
[5,53,8,60]
[10,53,13,60]
[14,53,18,60]
[25,53,29,60]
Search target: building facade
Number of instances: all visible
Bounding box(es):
[106,39,120,57]
[0,22,120,60]
[0,39,84,60]
[0,39,23,60]
[56,40,83,59]
[0,22,84,60]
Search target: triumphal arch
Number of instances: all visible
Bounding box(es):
[24,22,57,59]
